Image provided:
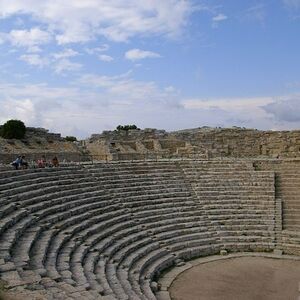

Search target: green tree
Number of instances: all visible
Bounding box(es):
[65,136,77,142]
[116,124,140,131]
[0,119,26,139]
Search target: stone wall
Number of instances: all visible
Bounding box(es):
[86,128,183,160]
[86,127,300,160]
[171,128,300,158]
[0,127,83,164]
[2,126,300,163]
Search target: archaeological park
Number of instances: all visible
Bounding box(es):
[1,125,300,299]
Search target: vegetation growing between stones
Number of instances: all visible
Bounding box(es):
[0,120,26,139]
[0,280,6,291]
[0,280,7,300]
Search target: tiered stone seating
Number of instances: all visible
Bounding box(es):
[179,160,276,253]
[275,166,300,231]
[255,159,300,255]
[0,160,277,299]
[78,162,214,299]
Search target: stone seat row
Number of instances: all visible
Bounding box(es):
[1,188,197,264]
[1,192,199,292]
[280,230,300,255]
[4,209,272,298]
[0,166,81,180]
[62,218,270,300]
[0,166,189,191]
[56,225,272,296]
[0,161,278,299]
[183,171,274,179]
[31,217,210,296]
[0,171,92,191]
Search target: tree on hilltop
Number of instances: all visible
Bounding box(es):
[0,119,26,139]
[65,136,77,142]
[116,125,140,131]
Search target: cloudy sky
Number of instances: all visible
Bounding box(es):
[0,0,300,138]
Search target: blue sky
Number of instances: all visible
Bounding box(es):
[0,0,300,138]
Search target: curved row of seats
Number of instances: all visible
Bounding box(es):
[0,160,277,299]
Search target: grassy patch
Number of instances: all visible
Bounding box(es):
[0,280,7,291]
[0,280,8,300]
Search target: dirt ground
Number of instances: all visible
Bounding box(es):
[169,257,300,300]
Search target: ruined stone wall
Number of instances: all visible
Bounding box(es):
[86,128,182,160]
[0,127,83,163]
[86,127,300,160]
[171,128,300,158]
[4,126,299,163]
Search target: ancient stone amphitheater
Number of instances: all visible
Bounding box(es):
[1,128,300,299]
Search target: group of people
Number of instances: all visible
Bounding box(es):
[11,155,59,170]
[11,156,28,170]
[37,156,59,168]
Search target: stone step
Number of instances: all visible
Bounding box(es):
[0,171,90,191]
[1,181,102,204]
[0,160,280,299]
[99,179,189,189]
[0,166,82,180]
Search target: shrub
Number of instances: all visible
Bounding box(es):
[65,136,77,142]
[116,125,140,131]
[0,120,26,139]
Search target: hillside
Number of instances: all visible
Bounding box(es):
[0,127,82,163]
[85,127,300,160]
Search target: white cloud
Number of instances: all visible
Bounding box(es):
[286,81,300,88]
[85,45,113,62]
[0,77,180,137]
[85,44,110,54]
[283,0,300,9]
[0,98,37,125]
[212,14,228,22]
[53,58,82,74]
[0,32,6,44]
[242,4,266,25]
[0,1,194,43]
[179,95,300,130]
[99,54,114,62]
[27,45,42,53]
[52,48,79,59]
[182,96,275,128]
[212,13,228,28]
[262,96,300,122]
[0,83,93,136]
[78,72,160,100]
[182,97,273,110]
[19,54,49,67]
[164,86,176,93]
[8,27,51,47]
[125,48,161,61]
[19,49,81,73]
[1,79,300,138]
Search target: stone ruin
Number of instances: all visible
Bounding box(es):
[0,127,300,299]
[1,126,300,163]
[86,127,300,161]
[0,127,82,164]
